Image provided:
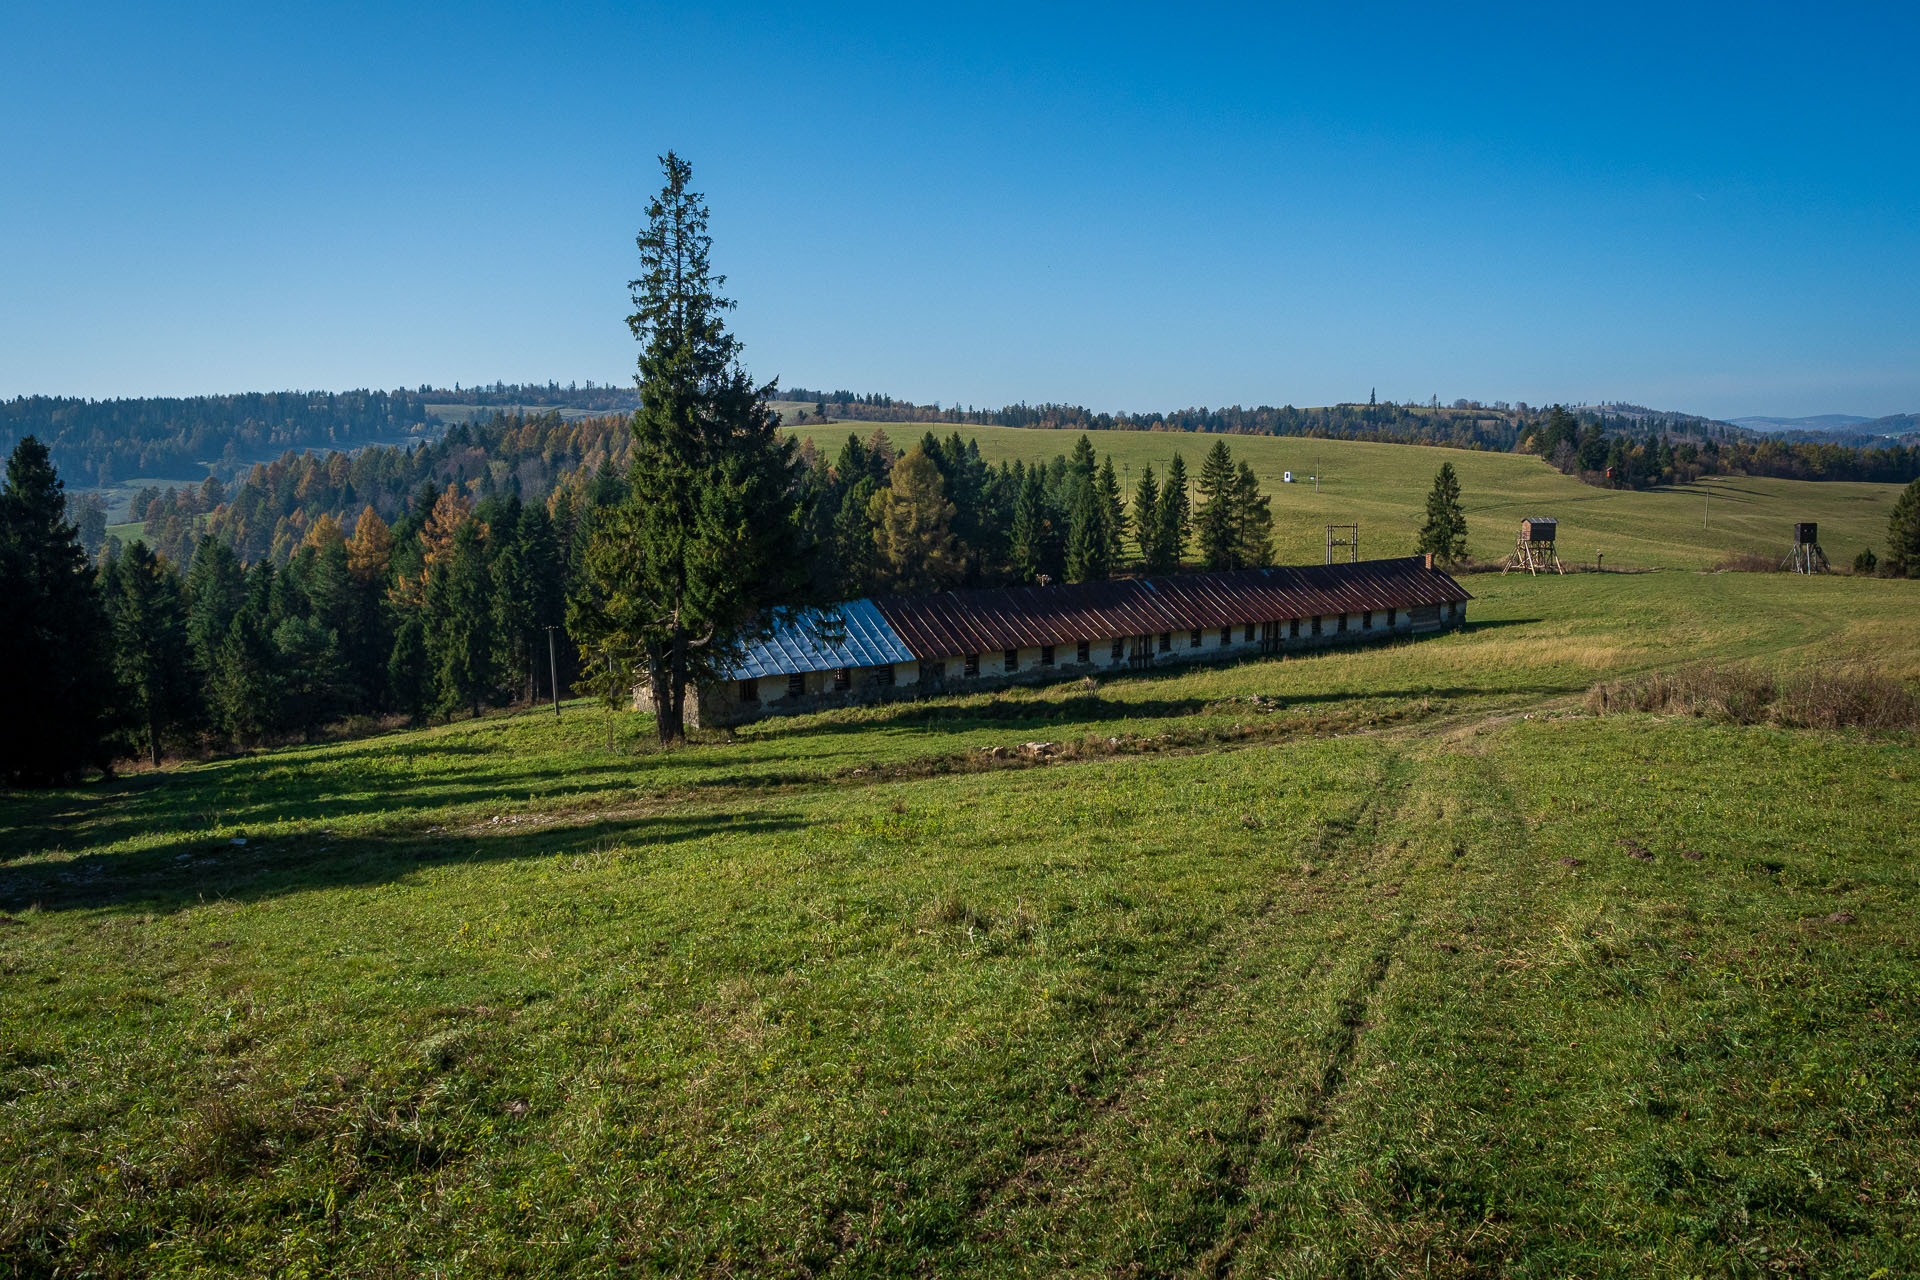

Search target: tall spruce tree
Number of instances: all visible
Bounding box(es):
[387,614,432,724]
[1063,477,1114,583]
[1152,452,1191,573]
[570,152,802,743]
[831,476,882,597]
[1131,465,1160,569]
[212,591,283,745]
[1195,440,1240,571]
[0,436,119,782]
[1416,462,1469,564]
[429,519,497,718]
[1231,461,1274,568]
[1009,466,1056,583]
[105,541,199,767]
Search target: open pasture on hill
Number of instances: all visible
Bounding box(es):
[801,422,1906,571]
[3,570,1918,1277]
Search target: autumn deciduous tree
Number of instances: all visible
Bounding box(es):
[869,445,961,593]
[346,506,395,584]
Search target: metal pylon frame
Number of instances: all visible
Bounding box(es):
[1325,524,1358,564]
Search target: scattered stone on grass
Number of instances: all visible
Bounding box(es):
[1556,857,1584,867]
[1681,850,1704,860]
[1826,911,1858,925]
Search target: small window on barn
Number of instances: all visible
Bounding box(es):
[1312,616,1323,636]
[740,678,759,702]
[964,653,979,677]
[1158,631,1171,652]
[1337,613,1348,633]
[1362,611,1372,629]
[1189,628,1202,648]
[1243,622,1254,641]
[834,668,851,691]
[876,664,895,687]
[1289,618,1300,638]
[1219,626,1232,645]
[1388,607,1397,626]
[1004,648,1018,672]
[787,672,805,698]
[1077,640,1090,664]
[929,661,946,680]
[1040,645,1055,666]
[1111,638,1125,662]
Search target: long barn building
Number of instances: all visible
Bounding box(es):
[648,554,1472,727]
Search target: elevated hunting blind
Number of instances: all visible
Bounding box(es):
[1784,521,1829,574]
[1504,517,1565,575]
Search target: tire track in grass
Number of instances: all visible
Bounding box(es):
[953,750,1420,1274]
[1185,758,1423,1280]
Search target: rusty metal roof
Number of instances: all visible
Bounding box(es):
[872,557,1472,657]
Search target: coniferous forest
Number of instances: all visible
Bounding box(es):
[0,411,1284,778]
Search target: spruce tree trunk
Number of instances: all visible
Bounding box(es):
[148,709,161,769]
[662,628,690,744]
[651,660,677,746]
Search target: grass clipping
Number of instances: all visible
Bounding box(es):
[1587,663,1920,730]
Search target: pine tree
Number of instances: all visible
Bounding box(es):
[868,445,962,593]
[1097,458,1127,560]
[1063,477,1114,583]
[104,541,199,767]
[429,520,496,718]
[185,536,248,690]
[1153,453,1191,573]
[1195,440,1240,571]
[0,436,120,782]
[212,600,283,745]
[1231,462,1274,568]
[1131,465,1159,568]
[569,152,804,743]
[831,476,882,597]
[1886,476,1920,577]
[1009,466,1059,583]
[387,612,431,724]
[1416,462,1469,564]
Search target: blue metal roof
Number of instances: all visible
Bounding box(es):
[723,598,916,679]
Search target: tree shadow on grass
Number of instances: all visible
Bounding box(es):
[1,807,811,914]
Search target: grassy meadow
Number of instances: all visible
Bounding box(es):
[4,564,1919,1276]
[799,421,1907,570]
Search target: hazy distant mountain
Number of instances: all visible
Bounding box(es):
[1856,413,1920,436]
[1728,414,1872,433]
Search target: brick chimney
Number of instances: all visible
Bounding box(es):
[1423,552,1434,571]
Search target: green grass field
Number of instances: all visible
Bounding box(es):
[798,421,1907,570]
[4,565,1918,1276]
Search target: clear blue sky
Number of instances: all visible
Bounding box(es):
[3,1,1916,419]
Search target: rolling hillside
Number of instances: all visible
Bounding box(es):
[3,570,1918,1274]
[799,423,1907,570]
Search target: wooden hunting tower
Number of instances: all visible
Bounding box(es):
[1504,517,1565,575]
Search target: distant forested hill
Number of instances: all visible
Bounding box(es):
[0,383,639,487]
[204,411,633,563]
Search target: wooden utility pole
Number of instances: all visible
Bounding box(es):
[544,625,561,718]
